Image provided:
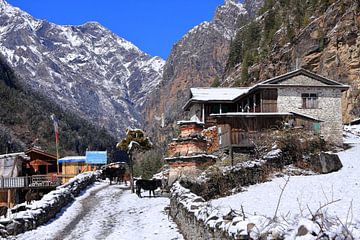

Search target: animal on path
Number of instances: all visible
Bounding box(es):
[103,167,126,185]
[25,189,38,205]
[0,206,8,218]
[136,179,163,198]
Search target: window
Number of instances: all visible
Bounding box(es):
[301,93,318,109]
[210,104,220,114]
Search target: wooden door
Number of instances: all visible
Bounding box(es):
[262,89,278,112]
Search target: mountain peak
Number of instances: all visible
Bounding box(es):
[80,21,105,29]
[0,1,165,136]
[0,0,13,11]
[0,0,8,6]
[213,0,247,39]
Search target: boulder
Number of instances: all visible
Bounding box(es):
[6,220,22,235]
[308,152,343,174]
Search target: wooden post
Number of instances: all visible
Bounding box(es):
[7,189,11,208]
[253,94,256,112]
[129,153,135,193]
[202,104,205,123]
[56,143,60,175]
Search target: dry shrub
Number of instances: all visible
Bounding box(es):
[260,165,276,182]
[253,129,328,161]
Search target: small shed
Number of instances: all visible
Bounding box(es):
[58,156,90,183]
[0,152,29,207]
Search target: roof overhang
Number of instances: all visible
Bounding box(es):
[183,99,235,111]
[259,68,349,87]
[210,112,292,118]
[25,148,57,160]
[255,84,350,91]
[210,111,323,122]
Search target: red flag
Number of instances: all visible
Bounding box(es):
[51,114,59,143]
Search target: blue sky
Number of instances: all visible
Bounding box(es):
[7,0,226,59]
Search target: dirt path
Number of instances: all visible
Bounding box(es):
[52,184,123,239]
[53,184,126,240]
[16,182,183,240]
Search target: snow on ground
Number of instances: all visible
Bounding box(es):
[14,182,183,240]
[211,131,360,228]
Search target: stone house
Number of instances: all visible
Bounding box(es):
[183,69,349,149]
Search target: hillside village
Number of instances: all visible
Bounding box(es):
[0,0,359,239]
[0,67,358,239]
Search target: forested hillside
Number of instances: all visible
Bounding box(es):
[224,0,359,120]
[0,56,117,157]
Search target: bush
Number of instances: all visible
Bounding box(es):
[133,150,164,179]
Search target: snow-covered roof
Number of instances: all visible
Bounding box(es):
[58,156,86,163]
[177,115,204,126]
[0,152,29,160]
[183,87,250,110]
[190,87,250,101]
[164,154,218,162]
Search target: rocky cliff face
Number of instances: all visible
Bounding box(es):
[143,0,251,148]
[0,0,164,136]
[224,0,359,122]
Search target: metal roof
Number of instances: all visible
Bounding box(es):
[58,156,86,163]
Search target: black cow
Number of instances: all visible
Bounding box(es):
[103,167,126,185]
[136,179,163,198]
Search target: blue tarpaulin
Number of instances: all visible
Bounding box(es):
[86,151,107,164]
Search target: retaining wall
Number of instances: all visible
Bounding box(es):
[169,182,249,240]
[0,171,98,237]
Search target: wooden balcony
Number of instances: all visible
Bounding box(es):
[0,175,63,189]
[219,129,261,150]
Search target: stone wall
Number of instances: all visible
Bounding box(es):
[167,139,208,157]
[279,75,328,86]
[277,86,343,145]
[0,172,98,237]
[166,155,217,185]
[180,160,266,200]
[169,182,247,240]
[202,126,219,153]
[180,147,341,200]
[179,123,204,138]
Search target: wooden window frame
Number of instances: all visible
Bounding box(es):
[301,93,318,109]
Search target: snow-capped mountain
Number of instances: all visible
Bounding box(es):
[143,0,249,147]
[0,0,164,136]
